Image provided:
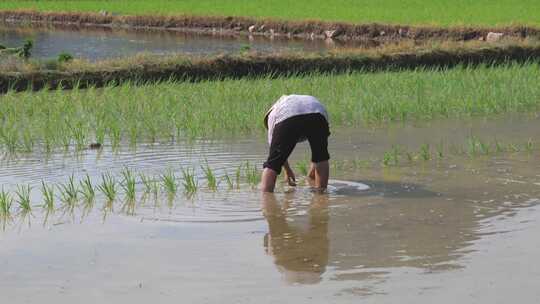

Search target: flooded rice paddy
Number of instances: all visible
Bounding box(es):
[1,114,540,303]
[0,23,379,60]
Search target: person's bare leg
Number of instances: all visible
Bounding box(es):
[261,168,278,192]
[312,160,329,190]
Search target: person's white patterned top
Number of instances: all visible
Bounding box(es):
[266,95,328,144]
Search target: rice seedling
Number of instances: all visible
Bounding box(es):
[72,122,87,150]
[98,173,118,202]
[478,140,490,155]
[244,161,260,187]
[21,129,34,153]
[296,160,309,176]
[121,167,136,201]
[15,184,32,213]
[466,137,479,156]
[41,180,55,211]
[162,169,178,196]
[3,63,540,155]
[201,162,217,191]
[58,175,79,206]
[494,138,505,153]
[79,174,96,202]
[382,151,393,167]
[0,188,13,217]
[181,167,198,195]
[235,164,242,189]
[419,144,431,161]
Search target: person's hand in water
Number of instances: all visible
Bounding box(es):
[283,161,297,186]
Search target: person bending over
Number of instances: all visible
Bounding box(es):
[261,95,330,192]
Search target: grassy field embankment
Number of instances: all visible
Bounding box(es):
[2,41,540,93]
[1,63,539,154]
[1,0,539,26]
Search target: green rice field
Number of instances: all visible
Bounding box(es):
[1,0,539,26]
[1,63,539,154]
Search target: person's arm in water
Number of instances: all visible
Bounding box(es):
[283,160,296,186]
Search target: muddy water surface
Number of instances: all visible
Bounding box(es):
[0,23,378,61]
[1,114,540,303]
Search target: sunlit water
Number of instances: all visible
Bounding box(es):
[1,114,540,303]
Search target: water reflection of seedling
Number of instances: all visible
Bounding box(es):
[508,143,520,152]
[436,142,444,159]
[121,168,136,201]
[15,184,32,213]
[79,174,95,202]
[222,172,234,190]
[98,173,117,202]
[419,144,431,161]
[162,169,178,196]
[235,165,242,189]
[41,180,55,211]
[58,175,79,206]
[181,168,198,195]
[406,151,415,163]
[201,162,217,191]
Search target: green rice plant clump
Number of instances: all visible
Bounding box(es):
[41,180,55,210]
[15,184,32,212]
[0,188,13,217]
[201,162,217,191]
[162,169,178,196]
[98,173,117,202]
[181,168,198,195]
[79,174,95,202]
[121,168,136,201]
[58,175,79,206]
[244,161,260,186]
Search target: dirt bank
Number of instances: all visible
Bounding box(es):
[2,43,540,93]
[1,10,540,42]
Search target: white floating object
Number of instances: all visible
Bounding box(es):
[328,179,370,191]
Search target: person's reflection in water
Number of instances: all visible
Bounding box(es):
[262,192,329,285]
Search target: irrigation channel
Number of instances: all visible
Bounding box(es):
[0,22,378,60]
[1,113,539,302]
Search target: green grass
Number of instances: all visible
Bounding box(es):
[2,63,540,154]
[1,0,539,26]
